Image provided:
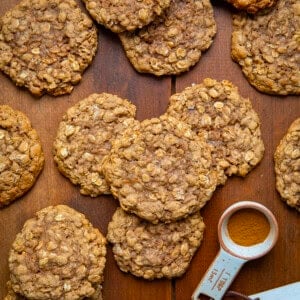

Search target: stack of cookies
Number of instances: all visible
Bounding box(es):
[82,0,217,76]
[53,78,265,279]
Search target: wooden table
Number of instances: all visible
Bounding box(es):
[0,1,299,299]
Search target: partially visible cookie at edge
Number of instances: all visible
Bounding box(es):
[82,0,171,33]
[102,114,217,224]
[231,0,300,95]
[8,205,107,300]
[119,0,216,76]
[226,0,278,13]
[4,281,26,300]
[53,93,137,197]
[166,78,265,185]
[0,105,44,207]
[107,208,205,279]
[274,118,300,212]
[0,0,98,96]
[5,281,103,300]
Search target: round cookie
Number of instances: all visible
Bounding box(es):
[8,205,107,300]
[53,93,136,197]
[166,78,265,185]
[102,115,217,223]
[82,0,171,33]
[231,0,300,95]
[274,118,300,212]
[119,0,216,76]
[0,0,98,97]
[0,105,44,207]
[107,208,205,280]
[226,0,277,13]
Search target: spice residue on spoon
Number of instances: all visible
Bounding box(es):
[227,208,270,246]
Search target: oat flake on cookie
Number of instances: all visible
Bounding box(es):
[226,0,278,13]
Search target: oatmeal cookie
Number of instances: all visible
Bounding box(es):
[274,118,300,212]
[107,208,205,279]
[0,105,44,207]
[103,115,217,223]
[231,0,300,95]
[119,0,216,76]
[53,93,136,197]
[8,205,107,300]
[226,0,277,13]
[166,78,265,185]
[82,0,171,33]
[0,0,98,97]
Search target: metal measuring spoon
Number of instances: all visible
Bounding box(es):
[192,201,279,300]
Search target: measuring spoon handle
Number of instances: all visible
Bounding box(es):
[191,248,247,300]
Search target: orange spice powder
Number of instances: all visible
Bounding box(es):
[227,208,270,246]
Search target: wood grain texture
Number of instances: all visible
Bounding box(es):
[0,0,299,299]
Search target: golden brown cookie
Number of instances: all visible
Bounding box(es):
[0,0,98,96]
[231,0,300,95]
[8,205,107,300]
[0,105,44,207]
[53,93,137,197]
[103,115,217,223]
[107,208,205,279]
[166,78,265,185]
[226,0,277,13]
[274,118,300,212]
[82,0,171,33]
[119,0,216,76]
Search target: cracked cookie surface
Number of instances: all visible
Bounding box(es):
[119,0,216,76]
[166,78,265,185]
[107,208,205,279]
[231,0,300,95]
[0,105,44,207]
[82,0,171,33]
[53,93,137,197]
[226,0,277,13]
[8,205,106,300]
[274,118,300,212]
[0,0,98,96]
[103,115,217,223]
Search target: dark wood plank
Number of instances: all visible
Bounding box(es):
[0,1,171,299]
[174,1,300,299]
